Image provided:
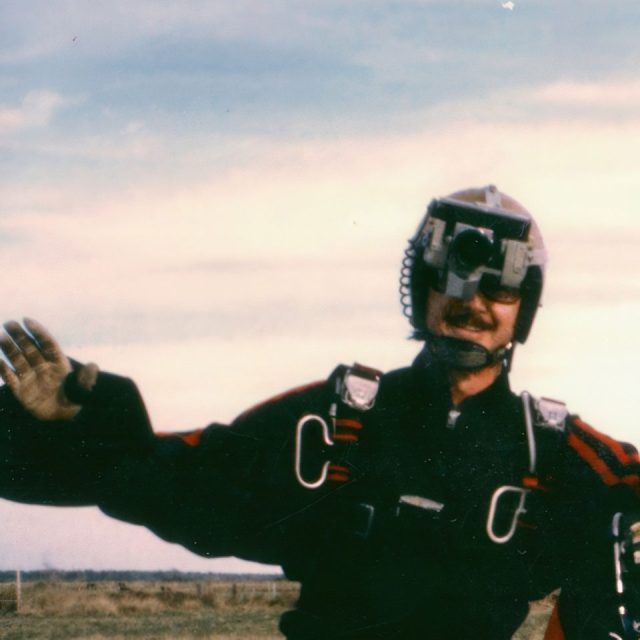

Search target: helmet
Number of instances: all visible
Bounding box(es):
[400,185,547,348]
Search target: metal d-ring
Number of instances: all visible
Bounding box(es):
[294,414,334,489]
[485,393,538,544]
[486,485,528,544]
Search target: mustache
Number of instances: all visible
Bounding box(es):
[444,309,495,331]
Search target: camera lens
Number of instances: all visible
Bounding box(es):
[449,229,493,275]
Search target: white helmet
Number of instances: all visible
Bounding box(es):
[400,185,546,356]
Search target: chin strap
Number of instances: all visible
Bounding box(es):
[424,333,513,372]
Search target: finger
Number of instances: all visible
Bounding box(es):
[23,318,67,366]
[76,362,99,390]
[0,359,20,396]
[3,321,46,369]
[0,334,31,377]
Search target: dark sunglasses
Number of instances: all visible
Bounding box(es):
[433,272,521,304]
[478,274,521,304]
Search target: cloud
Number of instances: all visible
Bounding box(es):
[0,1,359,63]
[0,89,78,134]
[1,112,639,361]
[0,39,62,65]
[530,80,640,109]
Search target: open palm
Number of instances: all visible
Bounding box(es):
[0,318,81,421]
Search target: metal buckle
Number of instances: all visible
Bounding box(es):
[536,397,568,431]
[397,494,445,515]
[340,365,381,411]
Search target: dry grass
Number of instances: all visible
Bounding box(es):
[0,580,298,640]
[8,579,298,616]
[0,579,553,639]
[514,595,556,640]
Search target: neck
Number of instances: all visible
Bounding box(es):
[448,361,503,406]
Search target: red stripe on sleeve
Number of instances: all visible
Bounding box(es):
[568,432,621,487]
[234,380,325,422]
[156,429,204,447]
[180,431,203,447]
[573,418,640,466]
[621,475,640,491]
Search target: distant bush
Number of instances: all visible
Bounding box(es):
[13,580,299,617]
[0,570,284,583]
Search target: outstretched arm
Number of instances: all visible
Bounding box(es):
[0,319,332,564]
[0,319,153,506]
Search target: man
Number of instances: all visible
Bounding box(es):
[0,186,639,638]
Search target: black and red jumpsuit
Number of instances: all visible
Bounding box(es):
[0,352,638,638]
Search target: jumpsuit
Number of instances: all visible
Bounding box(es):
[0,349,638,638]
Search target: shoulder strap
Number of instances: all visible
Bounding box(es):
[294,363,382,490]
[521,391,568,481]
[486,392,568,544]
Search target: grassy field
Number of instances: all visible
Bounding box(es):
[0,579,553,639]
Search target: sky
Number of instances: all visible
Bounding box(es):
[1,0,640,573]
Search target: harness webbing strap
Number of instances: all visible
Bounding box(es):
[522,390,537,475]
[486,392,567,544]
[294,363,382,490]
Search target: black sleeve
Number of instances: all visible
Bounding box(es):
[0,370,154,506]
[552,418,640,638]
[97,377,333,564]
[0,368,332,565]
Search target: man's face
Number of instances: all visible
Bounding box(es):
[425,288,521,353]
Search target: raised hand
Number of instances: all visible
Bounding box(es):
[0,319,83,421]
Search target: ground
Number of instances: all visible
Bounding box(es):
[0,579,553,639]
